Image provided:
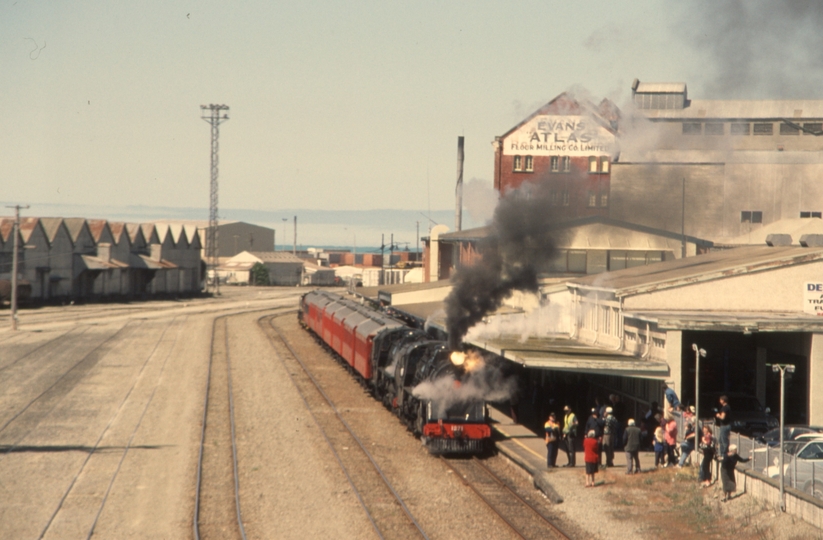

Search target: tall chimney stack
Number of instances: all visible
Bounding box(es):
[455,136,464,232]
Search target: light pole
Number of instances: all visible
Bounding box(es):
[6,204,29,331]
[281,218,288,251]
[767,362,795,512]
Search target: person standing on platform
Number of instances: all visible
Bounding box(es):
[699,425,715,487]
[715,395,731,456]
[562,405,578,467]
[544,413,560,468]
[720,444,749,501]
[602,407,619,468]
[664,413,678,467]
[623,419,642,474]
[583,430,600,487]
[678,420,696,468]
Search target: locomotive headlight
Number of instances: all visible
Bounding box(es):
[450,351,466,366]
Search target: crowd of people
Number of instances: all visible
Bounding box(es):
[543,389,741,495]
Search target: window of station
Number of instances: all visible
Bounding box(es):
[731,123,750,135]
[561,156,571,172]
[780,123,800,135]
[587,191,597,207]
[682,122,702,135]
[803,123,823,135]
[524,155,534,172]
[705,123,724,135]
[562,189,570,206]
[609,250,665,271]
[600,192,609,207]
[550,190,558,206]
[800,211,822,218]
[550,156,559,172]
[753,122,774,135]
[601,159,609,173]
[741,210,763,223]
[513,155,522,172]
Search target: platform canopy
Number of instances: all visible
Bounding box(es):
[465,335,670,378]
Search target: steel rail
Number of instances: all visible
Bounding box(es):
[439,456,572,540]
[261,314,429,540]
[0,321,139,439]
[84,316,187,539]
[193,305,294,540]
[36,319,179,539]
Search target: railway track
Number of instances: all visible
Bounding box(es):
[194,316,248,540]
[259,313,429,540]
[29,317,186,539]
[440,456,571,540]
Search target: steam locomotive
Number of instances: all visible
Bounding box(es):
[298,290,492,454]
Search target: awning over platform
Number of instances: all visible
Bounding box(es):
[465,335,670,378]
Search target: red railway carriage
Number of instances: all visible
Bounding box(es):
[298,290,492,455]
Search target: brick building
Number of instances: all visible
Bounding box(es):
[493,93,620,221]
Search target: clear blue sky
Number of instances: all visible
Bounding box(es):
[1,1,818,243]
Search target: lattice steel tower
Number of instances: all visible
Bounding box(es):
[200,104,230,294]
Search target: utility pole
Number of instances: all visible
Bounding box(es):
[6,204,29,331]
[293,215,297,255]
[200,104,230,295]
[767,362,795,512]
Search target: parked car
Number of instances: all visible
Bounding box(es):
[704,392,778,438]
[766,435,823,499]
[756,425,823,447]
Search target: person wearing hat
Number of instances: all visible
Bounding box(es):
[544,413,560,468]
[583,430,600,487]
[562,406,578,467]
[720,444,749,501]
[602,407,619,467]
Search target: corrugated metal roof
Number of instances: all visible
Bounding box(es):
[17,217,39,243]
[569,245,823,297]
[86,219,109,242]
[249,251,303,263]
[126,223,144,244]
[616,149,823,164]
[80,255,129,270]
[0,218,14,243]
[635,82,687,94]
[466,335,670,375]
[623,309,823,332]
[63,218,87,243]
[39,218,64,244]
[108,222,127,244]
[641,99,823,119]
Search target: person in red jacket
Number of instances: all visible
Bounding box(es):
[583,430,600,487]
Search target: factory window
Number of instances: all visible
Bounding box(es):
[589,157,598,173]
[705,123,724,135]
[601,159,610,173]
[524,155,533,172]
[562,156,571,172]
[780,123,800,135]
[513,155,522,171]
[803,123,823,135]
[550,190,559,206]
[682,122,702,135]
[562,189,570,206]
[753,123,774,135]
[800,211,823,218]
[588,191,597,207]
[550,156,559,172]
[731,123,750,135]
[741,210,762,223]
[600,192,609,207]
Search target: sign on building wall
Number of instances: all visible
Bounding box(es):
[503,115,615,157]
[803,282,823,315]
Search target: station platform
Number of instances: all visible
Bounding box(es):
[488,407,667,501]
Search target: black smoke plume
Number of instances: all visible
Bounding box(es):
[446,181,557,350]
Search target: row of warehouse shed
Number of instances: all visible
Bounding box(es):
[0,217,203,302]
